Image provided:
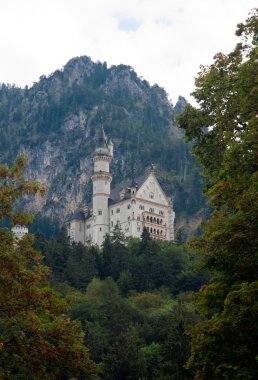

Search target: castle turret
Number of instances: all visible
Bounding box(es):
[91,128,113,245]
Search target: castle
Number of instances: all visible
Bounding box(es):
[67,129,175,246]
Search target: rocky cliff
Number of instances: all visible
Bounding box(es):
[0,56,205,237]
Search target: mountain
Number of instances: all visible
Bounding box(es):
[0,56,206,238]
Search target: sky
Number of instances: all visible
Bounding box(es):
[0,0,256,105]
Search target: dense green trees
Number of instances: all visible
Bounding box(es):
[178,9,258,379]
[31,223,207,379]
[0,158,96,379]
[34,226,207,296]
[67,278,200,380]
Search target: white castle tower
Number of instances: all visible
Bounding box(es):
[91,128,113,246]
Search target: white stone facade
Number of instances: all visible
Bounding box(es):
[67,131,175,246]
[12,225,29,239]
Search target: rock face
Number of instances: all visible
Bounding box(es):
[0,56,205,235]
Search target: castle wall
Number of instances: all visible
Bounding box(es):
[69,219,85,243]
[109,196,173,241]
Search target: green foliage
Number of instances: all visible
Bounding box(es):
[36,224,207,298]
[67,278,200,380]
[178,9,258,379]
[32,225,206,379]
[188,282,258,379]
[0,159,96,379]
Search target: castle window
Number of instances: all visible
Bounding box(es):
[149,208,154,213]
[99,227,102,231]
[159,210,164,215]
[98,210,102,215]
[147,216,149,221]
[127,204,131,209]
[149,192,154,199]
[137,216,140,221]
[111,221,113,227]
[111,210,114,215]
[128,216,131,221]
[139,205,144,210]
[117,208,120,213]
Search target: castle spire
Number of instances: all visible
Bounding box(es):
[98,126,107,148]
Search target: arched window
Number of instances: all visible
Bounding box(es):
[154,217,156,223]
[147,216,150,221]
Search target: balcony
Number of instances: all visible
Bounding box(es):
[142,211,165,226]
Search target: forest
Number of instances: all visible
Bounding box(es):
[34,227,207,379]
[0,9,257,380]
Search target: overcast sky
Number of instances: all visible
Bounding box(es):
[0,0,256,104]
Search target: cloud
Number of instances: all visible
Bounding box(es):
[115,14,142,32]
[0,0,256,104]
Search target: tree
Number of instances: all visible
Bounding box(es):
[0,157,96,379]
[101,226,129,281]
[177,9,258,379]
[66,243,99,289]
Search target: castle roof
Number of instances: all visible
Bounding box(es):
[69,170,161,221]
[69,209,86,221]
[109,172,149,205]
